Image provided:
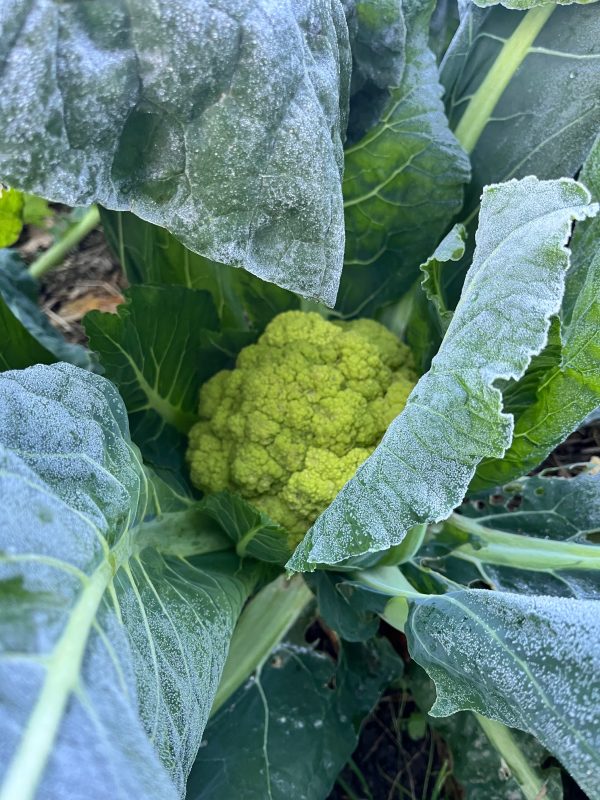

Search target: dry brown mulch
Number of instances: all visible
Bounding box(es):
[20,224,125,345]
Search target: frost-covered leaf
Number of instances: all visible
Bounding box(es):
[289,177,597,571]
[565,133,600,317]
[0,0,351,304]
[342,0,405,92]
[473,0,597,7]
[474,136,600,488]
[409,665,563,800]
[187,637,400,800]
[202,491,292,565]
[0,187,23,247]
[338,0,469,316]
[428,0,460,62]
[85,285,255,474]
[437,469,600,599]
[465,468,600,544]
[0,250,94,370]
[420,223,466,333]
[0,363,255,799]
[442,4,600,213]
[100,210,299,331]
[403,224,468,374]
[402,589,600,797]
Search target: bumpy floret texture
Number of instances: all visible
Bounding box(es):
[187,311,417,544]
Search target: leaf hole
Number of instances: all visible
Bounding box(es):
[506,494,522,511]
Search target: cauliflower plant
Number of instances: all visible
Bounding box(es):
[187,311,417,544]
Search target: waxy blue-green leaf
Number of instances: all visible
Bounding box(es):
[99,210,299,331]
[408,664,563,800]
[474,135,600,489]
[443,4,600,212]
[436,468,600,599]
[428,0,460,62]
[201,491,292,565]
[306,571,382,641]
[0,363,255,800]
[85,285,255,474]
[0,295,56,371]
[187,637,400,800]
[0,250,94,371]
[420,223,466,333]
[402,589,600,798]
[473,0,598,7]
[342,0,405,92]
[289,177,597,571]
[0,0,351,304]
[341,0,469,282]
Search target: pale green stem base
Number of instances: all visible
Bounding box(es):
[211,574,313,715]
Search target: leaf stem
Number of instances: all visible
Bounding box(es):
[28,205,101,279]
[444,512,600,572]
[210,574,313,715]
[454,6,556,154]
[474,714,548,800]
[353,566,423,599]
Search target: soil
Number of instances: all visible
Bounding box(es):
[19,223,126,345]
[26,220,597,800]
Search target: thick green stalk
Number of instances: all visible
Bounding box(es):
[376,524,427,566]
[475,714,548,800]
[211,574,313,715]
[454,6,556,154]
[445,513,600,572]
[28,205,101,279]
[353,566,422,598]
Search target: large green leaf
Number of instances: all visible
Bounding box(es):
[408,664,563,800]
[0,1,351,304]
[428,0,460,62]
[0,363,256,799]
[465,468,600,544]
[0,296,56,371]
[403,223,468,374]
[401,588,600,798]
[435,468,600,599]
[201,492,292,565]
[306,571,381,641]
[443,4,600,211]
[342,0,405,92]
[85,285,255,473]
[187,637,400,800]
[340,0,469,313]
[419,223,466,333]
[474,0,597,7]
[474,136,600,488]
[289,177,597,571]
[99,210,299,331]
[565,133,600,318]
[0,250,94,371]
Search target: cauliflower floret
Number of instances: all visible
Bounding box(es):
[186,310,417,546]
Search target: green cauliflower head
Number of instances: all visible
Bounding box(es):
[187,311,417,544]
